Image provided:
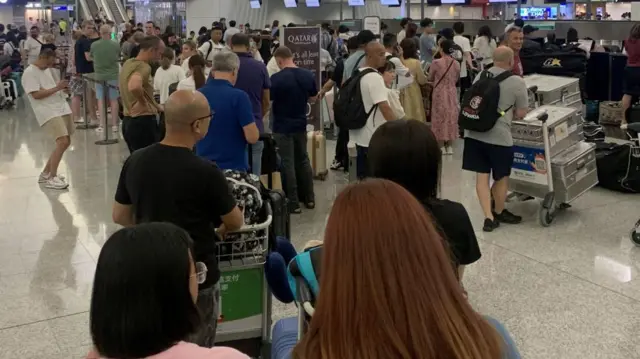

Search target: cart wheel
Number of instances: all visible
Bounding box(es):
[538,206,554,227]
[631,220,640,247]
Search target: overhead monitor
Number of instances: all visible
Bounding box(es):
[284,0,298,7]
[380,0,400,5]
[250,0,261,8]
[306,0,320,6]
[348,0,365,6]
[441,0,465,3]
[489,0,526,2]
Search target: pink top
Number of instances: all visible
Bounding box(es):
[89,342,250,359]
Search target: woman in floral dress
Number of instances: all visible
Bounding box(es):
[429,39,461,155]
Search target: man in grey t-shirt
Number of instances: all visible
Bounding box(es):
[419,18,436,65]
[462,46,529,232]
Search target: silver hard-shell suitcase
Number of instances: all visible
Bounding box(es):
[512,105,583,158]
[523,74,581,112]
[551,141,599,204]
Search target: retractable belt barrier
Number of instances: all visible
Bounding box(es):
[78,73,119,145]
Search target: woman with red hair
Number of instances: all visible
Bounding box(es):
[292,179,520,359]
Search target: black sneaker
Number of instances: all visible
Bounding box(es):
[483,218,500,232]
[493,209,523,224]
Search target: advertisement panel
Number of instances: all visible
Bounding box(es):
[511,146,549,185]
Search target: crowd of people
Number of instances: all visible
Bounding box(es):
[8,13,640,358]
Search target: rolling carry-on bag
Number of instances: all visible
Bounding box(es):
[265,188,291,241]
[307,131,328,181]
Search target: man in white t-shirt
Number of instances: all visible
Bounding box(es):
[350,41,398,178]
[24,26,43,66]
[453,22,475,100]
[222,20,241,45]
[198,27,225,69]
[396,18,412,45]
[21,49,73,190]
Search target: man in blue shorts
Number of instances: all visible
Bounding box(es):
[462,46,529,232]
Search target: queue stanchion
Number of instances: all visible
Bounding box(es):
[95,79,119,145]
[76,74,98,130]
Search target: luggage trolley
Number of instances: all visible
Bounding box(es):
[621,122,640,246]
[508,106,599,226]
[214,203,273,358]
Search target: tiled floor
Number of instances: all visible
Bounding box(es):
[1,102,640,359]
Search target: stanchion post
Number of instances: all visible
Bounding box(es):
[76,74,98,130]
[95,80,119,145]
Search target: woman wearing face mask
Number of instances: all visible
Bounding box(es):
[379,61,405,120]
[86,223,249,359]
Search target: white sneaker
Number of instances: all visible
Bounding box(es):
[45,176,69,190]
[446,146,454,155]
[95,126,104,133]
[74,116,85,124]
[440,147,447,155]
[39,172,65,183]
[111,125,119,133]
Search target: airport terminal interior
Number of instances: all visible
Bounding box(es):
[1,103,639,359]
[3,0,640,357]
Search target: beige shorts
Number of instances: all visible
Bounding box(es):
[43,115,75,140]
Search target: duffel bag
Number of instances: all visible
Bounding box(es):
[521,51,587,77]
[595,142,640,193]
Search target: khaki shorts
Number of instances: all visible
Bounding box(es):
[43,115,75,140]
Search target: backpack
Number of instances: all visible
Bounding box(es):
[334,68,379,130]
[595,142,640,193]
[459,71,514,132]
[205,40,214,62]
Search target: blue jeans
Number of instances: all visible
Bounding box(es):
[251,140,264,175]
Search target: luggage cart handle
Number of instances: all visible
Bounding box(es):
[536,112,549,123]
[621,123,640,132]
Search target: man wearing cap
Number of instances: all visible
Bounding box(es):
[522,25,541,51]
[504,17,524,34]
[342,29,376,83]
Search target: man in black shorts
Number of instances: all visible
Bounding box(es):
[462,46,529,232]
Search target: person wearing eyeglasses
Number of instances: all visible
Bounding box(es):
[112,90,244,348]
[197,51,260,171]
[86,223,249,359]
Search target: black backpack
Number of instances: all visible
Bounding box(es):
[459,71,514,132]
[334,68,379,130]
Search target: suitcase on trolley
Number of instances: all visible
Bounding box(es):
[307,131,328,181]
[551,141,599,203]
[523,74,582,112]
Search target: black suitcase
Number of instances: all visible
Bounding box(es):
[265,188,291,242]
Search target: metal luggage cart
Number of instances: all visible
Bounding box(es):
[621,122,640,246]
[215,203,273,358]
[508,110,599,226]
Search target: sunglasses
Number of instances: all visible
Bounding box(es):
[191,262,208,284]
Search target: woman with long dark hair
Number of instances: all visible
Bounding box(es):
[368,119,481,281]
[428,39,461,154]
[292,179,519,359]
[399,38,428,122]
[622,24,640,124]
[177,54,206,91]
[87,223,248,359]
[473,25,497,68]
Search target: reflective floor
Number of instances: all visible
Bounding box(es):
[1,103,640,359]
